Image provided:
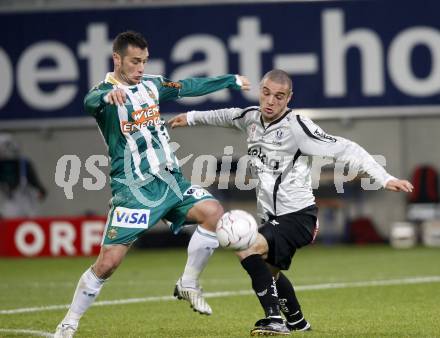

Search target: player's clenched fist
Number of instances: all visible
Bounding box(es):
[237,75,251,91]
[104,88,127,105]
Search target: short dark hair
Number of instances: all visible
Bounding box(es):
[113,31,148,56]
[261,69,293,92]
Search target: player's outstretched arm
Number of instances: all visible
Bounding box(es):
[176,75,250,99]
[385,179,414,193]
[168,113,188,129]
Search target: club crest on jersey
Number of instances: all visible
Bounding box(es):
[275,129,284,139]
[111,207,150,228]
[107,227,118,240]
[144,86,157,101]
[184,186,211,200]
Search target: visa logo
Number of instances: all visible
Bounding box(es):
[116,211,148,224]
[112,207,150,229]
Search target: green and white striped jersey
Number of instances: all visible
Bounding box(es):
[84,72,241,194]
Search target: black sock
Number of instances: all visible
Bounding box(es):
[276,272,301,314]
[241,254,281,318]
[276,272,309,329]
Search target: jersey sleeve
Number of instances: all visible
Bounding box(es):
[292,115,395,187]
[187,108,247,131]
[83,85,112,117]
[158,75,241,102]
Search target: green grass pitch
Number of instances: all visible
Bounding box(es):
[1,245,440,337]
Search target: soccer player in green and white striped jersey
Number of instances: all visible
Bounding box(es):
[55,31,250,338]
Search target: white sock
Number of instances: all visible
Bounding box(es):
[61,267,106,327]
[181,225,219,289]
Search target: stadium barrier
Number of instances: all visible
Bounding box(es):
[0,216,105,257]
[0,216,194,257]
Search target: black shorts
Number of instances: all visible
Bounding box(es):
[259,205,319,270]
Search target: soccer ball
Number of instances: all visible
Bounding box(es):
[216,210,258,250]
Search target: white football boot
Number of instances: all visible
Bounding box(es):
[173,278,212,315]
[54,323,77,338]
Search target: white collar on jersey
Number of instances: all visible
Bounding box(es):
[105,72,141,89]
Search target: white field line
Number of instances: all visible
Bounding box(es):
[0,328,53,337]
[1,275,439,315]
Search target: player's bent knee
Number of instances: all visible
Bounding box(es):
[235,233,268,261]
[206,200,224,219]
[197,200,224,231]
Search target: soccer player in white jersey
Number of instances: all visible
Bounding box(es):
[54,31,250,338]
[169,69,414,336]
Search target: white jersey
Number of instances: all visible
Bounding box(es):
[187,107,394,220]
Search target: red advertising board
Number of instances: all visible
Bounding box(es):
[0,216,106,257]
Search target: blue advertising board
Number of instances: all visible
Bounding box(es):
[0,0,439,121]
